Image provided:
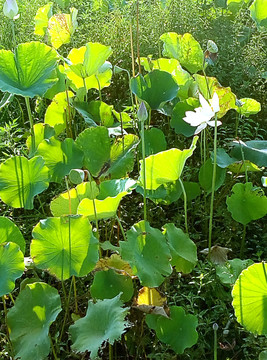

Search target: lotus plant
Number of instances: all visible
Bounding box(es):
[3,0,19,19]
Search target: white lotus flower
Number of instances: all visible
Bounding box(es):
[183,92,221,134]
[3,0,19,20]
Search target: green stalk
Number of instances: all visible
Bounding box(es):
[141,118,147,222]
[109,343,113,360]
[213,323,218,360]
[49,334,58,360]
[83,77,87,103]
[59,277,74,343]
[240,224,246,258]
[10,20,16,48]
[95,75,102,102]
[72,275,78,314]
[25,97,35,153]
[208,113,218,255]
[179,178,188,234]
[116,215,127,242]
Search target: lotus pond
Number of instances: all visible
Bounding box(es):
[0,0,266,359]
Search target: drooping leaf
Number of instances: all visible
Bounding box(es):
[7,282,62,360]
[213,148,235,168]
[198,158,226,193]
[0,217,25,253]
[26,123,55,157]
[34,3,53,36]
[228,160,261,173]
[232,262,267,335]
[0,42,58,97]
[160,32,204,74]
[95,254,133,276]
[137,287,166,306]
[120,221,172,287]
[230,140,267,167]
[139,136,198,190]
[236,98,261,117]
[216,258,254,286]
[85,100,114,127]
[171,97,199,136]
[163,223,197,273]
[90,269,134,302]
[130,70,179,110]
[146,306,198,354]
[226,182,267,225]
[0,156,50,209]
[36,137,84,183]
[249,0,267,29]
[0,242,24,296]
[31,216,99,280]
[70,295,129,358]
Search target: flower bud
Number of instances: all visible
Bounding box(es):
[137,102,148,122]
[207,40,218,54]
[213,323,219,331]
[3,0,19,20]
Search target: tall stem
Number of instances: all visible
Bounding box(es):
[141,119,147,221]
[25,97,35,153]
[179,178,188,234]
[208,113,218,255]
[136,0,141,74]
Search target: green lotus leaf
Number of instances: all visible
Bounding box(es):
[90,269,134,302]
[86,100,114,127]
[26,123,55,157]
[160,32,204,74]
[230,140,267,167]
[0,156,50,209]
[50,181,99,217]
[0,242,24,296]
[139,136,198,190]
[34,3,53,36]
[70,295,129,358]
[199,158,226,193]
[138,128,167,156]
[44,90,75,135]
[228,160,261,173]
[140,57,193,100]
[227,0,249,13]
[181,181,201,202]
[194,74,236,118]
[36,137,84,183]
[163,223,197,273]
[216,258,254,286]
[130,70,179,110]
[226,182,267,225]
[7,282,62,360]
[259,350,267,360]
[232,262,267,335]
[0,42,58,98]
[44,65,69,99]
[77,179,136,220]
[236,98,261,116]
[213,148,235,168]
[249,0,267,29]
[31,216,99,280]
[170,98,199,136]
[146,306,198,354]
[0,217,25,254]
[120,221,172,287]
[55,0,70,7]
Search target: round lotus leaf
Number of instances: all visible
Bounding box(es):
[70,295,129,359]
[249,0,267,29]
[120,220,172,287]
[232,262,267,335]
[0,41,58,98]
[31,216,99,280]
[7,282,62,360]
[146,306,198,354]
[90,269,134,302]
[0,156,50,209]
[138,128,167,156]
[199,158,226,194]
[236,98,261,117]
[0,242,24,296]
[0,217,25,253]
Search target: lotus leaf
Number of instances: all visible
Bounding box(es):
[26,123,55,157]
[0,242,24,296]
[232,263,267,335]
[230,140,267,167]
[137,287,166,306]
[0,156,50,209]
[0,42,58,98]
[34,3,53,36]
[55,0,70,7]
[171,98,199,136]
[86,100,114,127]
[7,282,62,360]
[216,258,254,286]
[70,295,129,358]
[31,216,99,280]
[0,216,25,253]
[249,0,267,29]
[138,128,167,156]
[236,98,261,116]
[227,0,249,13]
[199,158,226,193]
[259,351,267,360]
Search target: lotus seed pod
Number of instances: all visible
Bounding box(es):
[207,40,218,54]
[69,169,85,185]
[3,0,19,19]
[137,101,148,122]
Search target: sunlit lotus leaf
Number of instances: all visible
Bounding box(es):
[86,100,114,127]
[216,258,253,286]
[199,158,226,193]
[50,181,99,216]
[36,137,84,183]
[0,156,49,209]
[95,254,134,276]
[232,263,267,335]
[194,74,236,118]
[160,32,204,74]
[163,223,197,273]
[236,98,261,116]
[48,8,78,49]
[226,182,267,225]
[139,136,198,190]
[227,0,249,13]
[7,282,62,360]
[77,179,136,220]
[26,123,55,157]
[90,269,134,302]
[34,3,53,36]
[31,216,99,280]
[137,287,166,306]
[0,42,58,97]
[120,221,172,287]
[0,217,25,253]
[228,160,261,173]
[140,57,193,100]
[171,97,199,136]
[44,65,69,99]
[70,295,129,358]
[146,306,198,354]
[0,242,24,296]
[131,70,179,110]
[44,91,74,135]
[249,0,267,29]
[230,140,267,167]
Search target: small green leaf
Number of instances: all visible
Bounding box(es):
[0,217,25,253]
[216,258,254,285]
[171,98,199,136]
[236,98,261,117]
[199,158,226,193]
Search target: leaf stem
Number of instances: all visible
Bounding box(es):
[25,97,35,153]
[141,118,147,222]
[116,215,127,242]
[179,178,188,234]
[240,224,246,258]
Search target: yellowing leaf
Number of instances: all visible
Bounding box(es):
[137,287,166,306]
[96,254,134,276]
[34,3,53,36]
